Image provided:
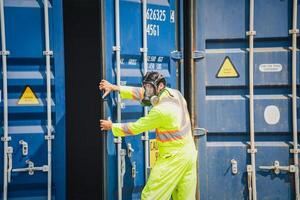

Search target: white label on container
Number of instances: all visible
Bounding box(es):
[128,59,137,65]
[259,64,282,72]
[264,105,280,125]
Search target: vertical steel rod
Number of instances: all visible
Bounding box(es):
[0,0,9,198]
[43,0,53,199]
[114,0,122,199]
[291,0,300,198]
[141,0,149,182]
[248,0,257,199]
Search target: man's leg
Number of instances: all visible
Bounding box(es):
[141,154,188,200]
[171,153,197,200]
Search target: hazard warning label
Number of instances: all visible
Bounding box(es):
[17,86,39,105]
[150,139,159,168]
[216,56,239,78]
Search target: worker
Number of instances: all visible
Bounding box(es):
[99,71,197,200]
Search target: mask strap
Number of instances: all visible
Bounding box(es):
[165,89,174,97]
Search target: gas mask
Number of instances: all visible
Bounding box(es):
[141,72,166,106]
[142,84,159,106]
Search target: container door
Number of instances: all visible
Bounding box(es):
[0,1,65,199]
[196,0,300,199]
[102,0,181,199]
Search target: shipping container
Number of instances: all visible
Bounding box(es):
[2,0,300,200]
[99,0,300,199]
[196,0,300,199]
[0,0,65,199]
[101,0,183,199]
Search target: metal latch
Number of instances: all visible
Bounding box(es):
[141,135,149,141]
[26,160,35,175]
[127,143,134,158]
[45,135,55,140]
[247,165,253,200]
[114,137,122,144]
[140,47,148,53]
[231,159,238,175]
[120,149,126,187]
[113,46,121,51]
[132,161,136,179]
[1,136,11,142]
[246,30,257,36]
[0,50,10,56]
[43,50,53,56]
[7,147,13,183]
[259,160,296,175]
[19,140,28,156]
[289,29,300,35]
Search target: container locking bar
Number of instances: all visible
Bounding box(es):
[290,0,300,199]
[12,160,49,176]
[247,0,257,199]
[259,161,296,175]
[0,0,10,198]
[141,0,150,183]
[113,0,123,198]
[42,0,54,199]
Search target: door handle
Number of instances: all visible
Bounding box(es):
[7,146,13,183]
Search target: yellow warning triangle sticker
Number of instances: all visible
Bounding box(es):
[17,86,40,105]
[216,56,239,78]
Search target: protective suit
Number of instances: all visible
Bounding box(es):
[112,86,198,200]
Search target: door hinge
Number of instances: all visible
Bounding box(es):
[170,50,183,60]
[193,50,205,60]
[193,127,207,138]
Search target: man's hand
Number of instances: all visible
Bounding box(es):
[99,79,120,98]
[100,119,113,131]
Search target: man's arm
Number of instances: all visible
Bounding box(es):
[119,86,144,101]
[100,108,162,137]
[99,79,144,101]
[99,79,120,98]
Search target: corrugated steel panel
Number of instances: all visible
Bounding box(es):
[0,0,65,199]
[196,0,300,199]
[102,0,181,199]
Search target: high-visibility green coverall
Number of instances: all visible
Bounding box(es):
[112,86,198,200]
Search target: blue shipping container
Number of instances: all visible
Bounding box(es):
[1,0,300,199]
[102,0,300,199]
[196,0,300,199]
[102,0,182,199]
[0,0,65,199]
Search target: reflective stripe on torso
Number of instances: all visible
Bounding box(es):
[154,89,193,147]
